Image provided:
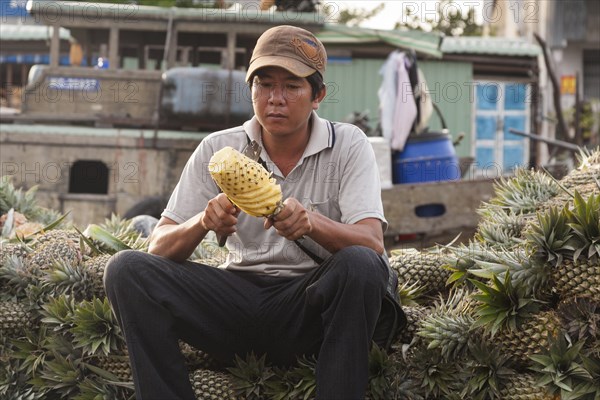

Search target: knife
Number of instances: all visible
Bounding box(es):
[214,141,327,264]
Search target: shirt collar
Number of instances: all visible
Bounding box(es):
[242,111,334,162]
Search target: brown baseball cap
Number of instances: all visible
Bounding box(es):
[245,25,327,82]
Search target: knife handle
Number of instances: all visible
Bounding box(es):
[217,233,228,247]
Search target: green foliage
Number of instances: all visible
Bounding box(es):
[228,352,274,400]
[567,191,600,262]
[461,340,516,400]
[470,273,540,336]
[411,346,465,398]
[10,327,50,379]
[265,356,316,400]
[334,3,385,27]
[40,295,77,334]
[482,168,560,214]
[71,298,123,357]
[530,333,595,400]
[525,205,575,266]
[41,258,94,301]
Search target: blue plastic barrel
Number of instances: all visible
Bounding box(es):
[392,131,461,184]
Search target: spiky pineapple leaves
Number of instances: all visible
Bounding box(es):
[484,167,560,214]
[525,205,576,266]
[567,191,600,263]
[461,340,516,400]
[40,295,123,357]
[470,273,540,337]
[265,355,317,400]
[417,289,478,361]
[529,333,597,400]
[228,352,274,400]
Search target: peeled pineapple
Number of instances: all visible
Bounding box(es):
[209,146,282,217]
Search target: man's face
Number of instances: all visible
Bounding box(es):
[251,66,324,139]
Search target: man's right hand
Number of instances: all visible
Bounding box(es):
[201,193,239,237]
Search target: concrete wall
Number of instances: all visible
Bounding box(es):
[1,126,204,228]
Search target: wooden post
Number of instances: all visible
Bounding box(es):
[166,25,178,69]
[574,73,582,146]
[6,64,13,107]
[226,31,236,70]
[50,24,60,68]
[108,26,120,70]
[533,33,569,147]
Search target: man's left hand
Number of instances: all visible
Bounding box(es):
[264,198,312,241]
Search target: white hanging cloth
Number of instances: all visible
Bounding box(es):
[378,51,418,151]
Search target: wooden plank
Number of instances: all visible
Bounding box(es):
[382,179,496,236]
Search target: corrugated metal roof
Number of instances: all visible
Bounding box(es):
[0,123,208,141]
[25,0,324,26]
[318,24,443,58]
[441,36,540,57]
[0,24,71,41]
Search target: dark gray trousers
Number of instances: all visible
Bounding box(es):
[104,245,389,400]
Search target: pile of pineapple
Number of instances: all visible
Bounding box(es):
[1,148,599,399]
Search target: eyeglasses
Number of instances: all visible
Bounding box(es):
[252,81,305,100]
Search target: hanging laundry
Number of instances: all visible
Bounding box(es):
[378,51,418,151]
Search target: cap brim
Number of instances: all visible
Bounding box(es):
[245,55,316,82]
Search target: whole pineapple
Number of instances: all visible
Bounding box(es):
[471,273,561,367]
[180,341,221,371]
[83,254,113,298]
[389,248,451,296]
[556,191,600,302]
[26,230,82,275]
[0,300,34,338]
[395,305,430,344]
[94,353,132,382]
[499,373,559,400]
[190,369,236,400]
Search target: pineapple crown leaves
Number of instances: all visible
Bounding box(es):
[558,299,600,346]
[443,241,496,287]
[227,352,275,400]
[79,363,135,395]
[410,346,466,398]
[98,214,149,252]
[461,340,517,400]
[9,326,50,379]
[476,207,528,247]
[265,356,317,400]
[485,167,560,214]
[0,255,34,300]
[367,344,398,400]
[566,191,600,262]
[40,258,94,301]
[470,272,542,337]
[19,212,72,243]
[579,354,600,398]
[397,280,428,307]
[81,224,132,255]
[0,358,46,400]
[529,333,595,400]
[32,350,84,398]
[525,205,576,266]
[40,295,77,333]
[417,289,478,361]
[0,176,41,218]
[469,248,553,299]
[71,375,127,400]
[70,297,123,357]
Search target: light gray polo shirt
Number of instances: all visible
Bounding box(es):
[162,111,387,277]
